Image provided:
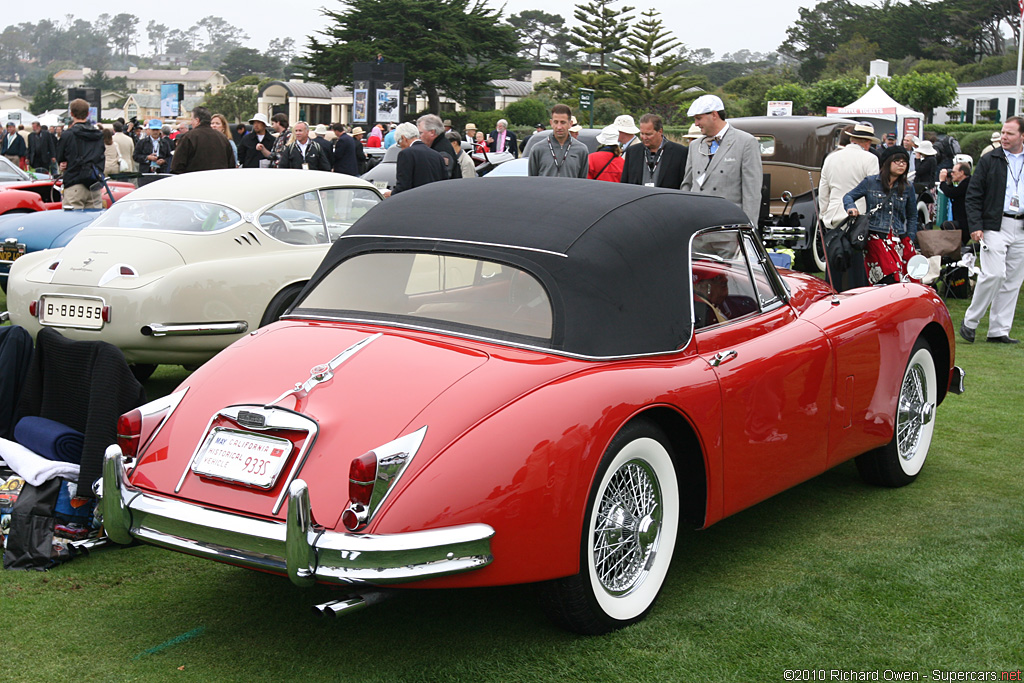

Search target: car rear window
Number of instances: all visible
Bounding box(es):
[92,200,242,232]
[295,252,553,341]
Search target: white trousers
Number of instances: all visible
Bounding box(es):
[964,216,1024,337]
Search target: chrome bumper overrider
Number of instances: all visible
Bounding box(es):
[101,445,495,587]
[949,365,965,395]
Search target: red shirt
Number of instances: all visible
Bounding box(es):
[588,150,624,182]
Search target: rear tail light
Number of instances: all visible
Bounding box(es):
[28,300,38,317]
[348,452,377,506]
[341,427,427,532]
[115,388,189,461]
[117,409,142,457]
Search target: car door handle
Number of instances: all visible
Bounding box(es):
[711,350,738,367]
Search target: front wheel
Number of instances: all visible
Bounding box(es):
[855,339,937,487]
[540,420,679,634]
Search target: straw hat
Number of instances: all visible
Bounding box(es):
[848,122,880,144]
[351,127,365,136]
[683,124,703,139]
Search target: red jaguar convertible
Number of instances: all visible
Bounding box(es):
[101,179,963,634]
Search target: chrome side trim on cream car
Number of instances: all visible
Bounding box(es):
[141,322,249,337]
[102,446,495,587]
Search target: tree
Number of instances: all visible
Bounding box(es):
[615,9,695,122]
[307,0,524,114]
[764,83,809,115]
[195,16,248,63]
[879,72,959,120]
[30,73,65,115]
[220,47,281,81]
[147,21,168,56]
[84,70,129,93]
[508,10,566,63]
[108,13,139,58]
[505,98,548,126]
[821,34,877,79]
[202,79,260,122]
[568,0,634,71]
[806,77,863,114]
[267,38,296,63]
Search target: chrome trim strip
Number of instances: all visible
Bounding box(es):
[102,447,495,586]
[142,322,249,337]
[949,366,966,395]
[337,234,569,258]
[267,333,382,407]
[0,311,8,322]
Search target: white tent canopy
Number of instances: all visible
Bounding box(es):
[827,83,925,140]
[0,109,39,126]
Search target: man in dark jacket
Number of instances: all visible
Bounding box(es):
[331,123,362,176]
[417,113,461,179]
[2,121,27,166]
[620,113,687,188]
[133,119,172,172]
[27,121,56,172]
[56,99,105,209]
[278,122,331,170]
[170,106,235,173]
[386,122,445,196]
[238,113,274,168]
[960,116,1024,344]
[939,162,971,244]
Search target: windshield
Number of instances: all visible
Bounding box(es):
[92,200,242,232]
[0,156,28,182]
[295,252,553,341]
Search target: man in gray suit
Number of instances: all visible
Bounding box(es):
[681,95,763,225]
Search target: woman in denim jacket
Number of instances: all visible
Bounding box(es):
[843,145,920,284]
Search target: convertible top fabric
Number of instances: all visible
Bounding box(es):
[301,178,750,357]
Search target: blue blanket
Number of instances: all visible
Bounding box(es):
[14,416,84,464]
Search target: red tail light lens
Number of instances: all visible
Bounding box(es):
[117,409,143,457]
[349,451,377,507]
[28,300,38,317]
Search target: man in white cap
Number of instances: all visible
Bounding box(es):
[239,112,274,168]
[981,130,1000,157]
[613,114,640,152]
[681,94,763,225]
[818,122,880,229]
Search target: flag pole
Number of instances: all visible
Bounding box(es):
[1017,5,1024,116]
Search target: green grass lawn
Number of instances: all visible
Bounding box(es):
[1,291,1022,682]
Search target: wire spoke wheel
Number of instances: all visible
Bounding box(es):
[593,459,662,596]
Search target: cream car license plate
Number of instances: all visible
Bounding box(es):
[192,428,292,489]
[39,294,105,329]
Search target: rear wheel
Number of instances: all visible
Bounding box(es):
[855,339,937,487]
[540,420,679,634]
[259,283,305,327]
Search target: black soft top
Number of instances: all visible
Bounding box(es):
[300,177,750,357]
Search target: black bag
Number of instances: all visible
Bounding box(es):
[837,213,870,251]
[942,265,971,299]
[825,226,853,272]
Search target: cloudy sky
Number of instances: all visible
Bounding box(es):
[6,0,818,64]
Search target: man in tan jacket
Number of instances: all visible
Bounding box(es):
[818,122,881,229]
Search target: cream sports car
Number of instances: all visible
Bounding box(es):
[6,169,382,377]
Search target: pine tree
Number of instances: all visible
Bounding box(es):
[616,9,697,122]
[31,74,65,115]
[568,0,634,72]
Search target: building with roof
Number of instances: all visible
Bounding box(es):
[933,70,1023,125]
[256,70,559,126]
[54,67,228,97]
[123,93,205,123]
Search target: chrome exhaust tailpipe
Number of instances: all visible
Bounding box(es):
[141,321,249,337]
[312,590,392,618]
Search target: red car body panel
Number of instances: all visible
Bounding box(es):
[0,181,134,213]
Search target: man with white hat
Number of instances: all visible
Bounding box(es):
[613,114,640,152]
[981,130,1001,157]
[239,112,274,168]
[818,122,881,229]
[681,94,763,225]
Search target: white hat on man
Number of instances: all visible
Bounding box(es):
[248,112,269,125]
[687,94,725,117]
[848,122,880,144]
[612,114,640,135]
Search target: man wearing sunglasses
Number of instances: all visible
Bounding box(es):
[681,95,763,226]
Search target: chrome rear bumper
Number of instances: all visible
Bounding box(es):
[101,445,495,586]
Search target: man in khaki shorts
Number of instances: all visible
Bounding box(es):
[56,98,105,209]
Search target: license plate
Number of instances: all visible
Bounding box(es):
[39,294,105,329]
[1,244,24,262]
[372,181,389,190]
[192,428,293,489]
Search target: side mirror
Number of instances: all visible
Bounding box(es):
[906,254,929,280]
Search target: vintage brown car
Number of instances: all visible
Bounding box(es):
[730,116,857,271]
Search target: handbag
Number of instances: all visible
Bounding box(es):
[824,225,853,273]
[836,213,869,251]
[116,147,129,173]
